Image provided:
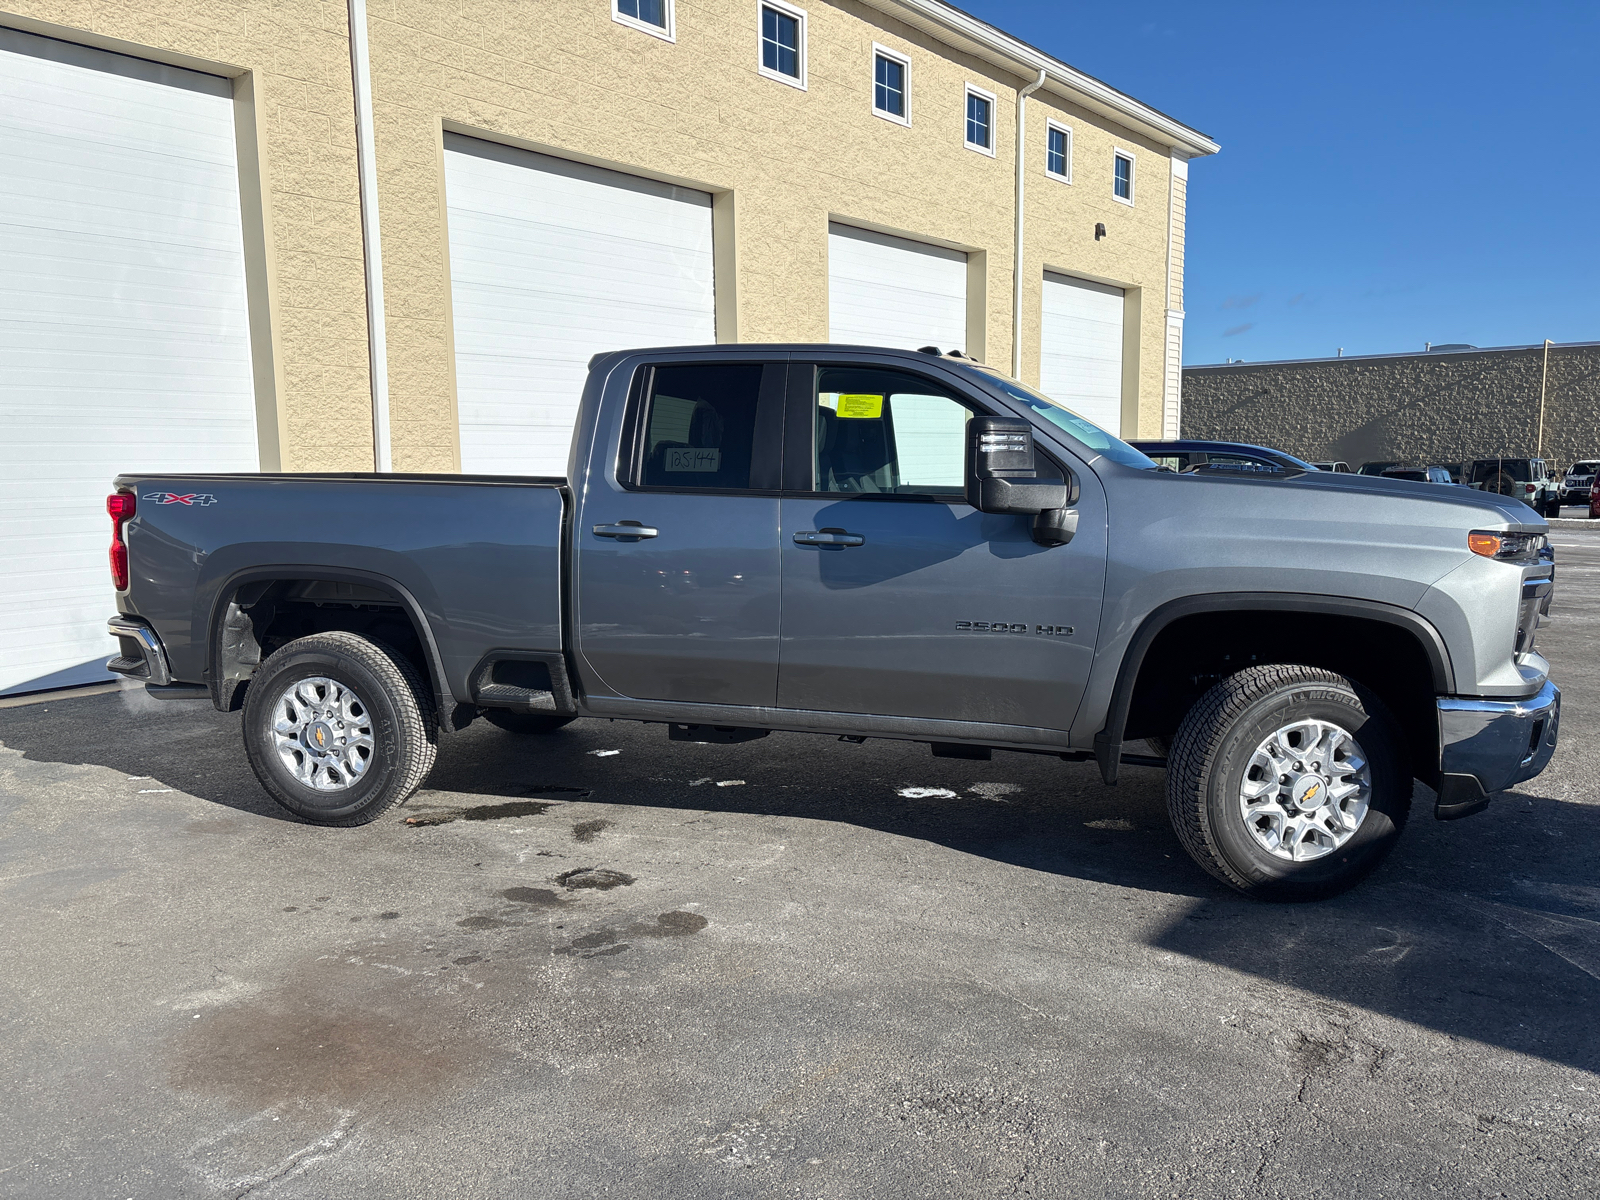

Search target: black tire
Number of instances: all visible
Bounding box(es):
[481,710,577,735]
[1144,736,1172,759]
[242,631,437,826]
[1166,664,1410,901]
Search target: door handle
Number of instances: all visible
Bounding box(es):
[593,521,658,541]
[793,528,865,548]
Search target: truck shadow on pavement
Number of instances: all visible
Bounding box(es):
[4,690,1600,1077]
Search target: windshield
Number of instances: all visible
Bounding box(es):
[974,373,1158,469]
[1569,462,1600,476]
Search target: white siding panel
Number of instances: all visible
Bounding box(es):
[444,136,716,477]
[0,30,257,696]
[827,224,967,353]
[1039,272,1125,436]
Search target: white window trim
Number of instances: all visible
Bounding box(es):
[1113,146,1136,206]
[757,0,808,91]
[964,82,997,157]
[871,43,911,126]
[612,0,675,43]
[1044,118,1072,183]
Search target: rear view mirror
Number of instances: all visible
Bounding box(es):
[965,416,1069,515]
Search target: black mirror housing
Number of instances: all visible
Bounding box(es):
[965,416,1069,514]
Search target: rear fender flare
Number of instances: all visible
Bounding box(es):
[206,565,452,718]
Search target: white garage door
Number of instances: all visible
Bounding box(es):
[828,223,967,354]
[1039,272,1125,435]
[0,30,257,697]
[444,135,717,477]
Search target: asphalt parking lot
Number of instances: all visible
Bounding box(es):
[3,536,1600,1199]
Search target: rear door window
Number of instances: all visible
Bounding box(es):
[636,363,776,490]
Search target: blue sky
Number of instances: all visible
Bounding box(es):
[971,1,1600,365]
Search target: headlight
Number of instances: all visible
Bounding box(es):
[1468,530,1545,563]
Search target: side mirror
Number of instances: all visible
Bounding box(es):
[965,416,1069,515]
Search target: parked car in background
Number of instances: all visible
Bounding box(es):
[1382,466,1456,485]
[1440,462,1465,484]
[1357,461,1401,476]
[1466,458,1561,516]
[1562,459,1600,507]
[1312,461,1353,473]
[1128,440,1317,475]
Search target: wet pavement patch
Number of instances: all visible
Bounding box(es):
[501,887,561,906]
[554,911,710,958]
[556,867,635,891]
[169,966,481,1110]
[403,799,556,827]
[525,785,592,800]
[457,915,516,930]
[572,819,613,843]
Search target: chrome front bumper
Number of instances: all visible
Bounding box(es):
[1436,680,1560,819]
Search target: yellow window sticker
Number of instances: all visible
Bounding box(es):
[836,394,884,419]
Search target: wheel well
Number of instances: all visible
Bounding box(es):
[212,578,434,713]
[1122,610,1441,784]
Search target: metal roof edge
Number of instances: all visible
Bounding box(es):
[865,0,1220,157]
[1185,340,1600,370]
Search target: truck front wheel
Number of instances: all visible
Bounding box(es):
[1165,664,1410,900]
[242,632,438,826]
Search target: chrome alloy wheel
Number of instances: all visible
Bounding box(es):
[1238,719,1371,861]
[270,676,375,791]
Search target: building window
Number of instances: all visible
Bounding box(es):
[1113,149,1135,204]
[873,45,910,124]
[1046,120,1071,182]
[759,2,806,89]
[965,85,995,155]
[613,0,673,41]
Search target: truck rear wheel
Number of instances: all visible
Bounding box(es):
[1165,664,1409,901]
[242,632,437,826]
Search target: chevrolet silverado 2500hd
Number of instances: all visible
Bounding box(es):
[104,345,1559,899]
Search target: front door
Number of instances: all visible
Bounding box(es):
[777,363,1105,732]
[575,361,784,706]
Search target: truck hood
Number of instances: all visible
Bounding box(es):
[1273,469,1544,528]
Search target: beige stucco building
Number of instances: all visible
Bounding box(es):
[0,0,1215,692]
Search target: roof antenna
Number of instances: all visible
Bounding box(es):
[916,345,942,355]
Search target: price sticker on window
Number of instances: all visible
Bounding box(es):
[836,394,884,419]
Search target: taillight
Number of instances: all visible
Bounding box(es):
[1524,483,1536,493]
[107,491,135,590]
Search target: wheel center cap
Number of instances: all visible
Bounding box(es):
[1291,775,1328,811]
[304,721,335,755]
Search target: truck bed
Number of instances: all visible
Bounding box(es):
[113,472,566,702]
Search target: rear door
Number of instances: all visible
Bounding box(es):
[775,361,1105,731]
[574,360,785,706]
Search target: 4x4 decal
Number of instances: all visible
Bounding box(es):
[143,492,216,506]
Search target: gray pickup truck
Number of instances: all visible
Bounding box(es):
[105,345,1560,900]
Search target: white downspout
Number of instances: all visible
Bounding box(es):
[348,0,392,472]
[1011,68,1048,379]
